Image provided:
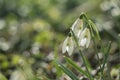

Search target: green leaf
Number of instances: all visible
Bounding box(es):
[83,56,92,70]
[102,41,112,72]
[56,61,79,80]
[52,61,63,77]
[64,56,89,78]
[88,20,101,40]
[0,73,7,80]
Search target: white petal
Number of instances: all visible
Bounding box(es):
[62,37,68,53]
[71,19,83,38]
[75,20,83,36]
[77,30,82,38]
[66,46,69,52]
[86,29,91,48]
[67,37,74,56]
[78,28,86,46]
[80,38,87,47]
[71,18,79,31]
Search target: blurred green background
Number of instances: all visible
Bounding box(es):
[0,0,120,80]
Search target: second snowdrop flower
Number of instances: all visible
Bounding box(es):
[79,28,91,48]
[71,18,83,38]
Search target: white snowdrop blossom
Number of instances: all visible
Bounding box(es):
[62,36,74,56]
[71,18,83,38]
[79,28,91,48]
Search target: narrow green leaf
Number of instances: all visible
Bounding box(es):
[0,73,7,80]
[52,61,63,77]
[88,20,101,40]
[57,61,79,80]
[84,56,92,70]
[118,34,120,53]
[102,41,112,72]
[64,56,89,78]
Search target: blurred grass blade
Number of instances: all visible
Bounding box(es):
[83,56,92,70]
[0,73,7,80]
[57,61,79,80]
[118,34,120,54]
[106,62,112,80]
[102,41,112,72]
[64,56,89,78]
[52,61,63,77]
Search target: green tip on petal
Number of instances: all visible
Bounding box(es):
[68,32,72,37]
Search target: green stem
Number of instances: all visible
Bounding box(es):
[80,13,89,25]
[101,41,112,76]
[70,29,93,80]
[118,34,120,64]
[106,62,112,80]
[92,39,104,80]
[118,34,120,80]
[99,40,105,54]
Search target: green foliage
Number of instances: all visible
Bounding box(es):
[64,56,89,78]
[0,0,119,80]
[57,62,79,80]
[0,73,7,80]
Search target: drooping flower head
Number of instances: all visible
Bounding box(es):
[71,18,83,38]
[79,28,91,48]
[62,35,74,56]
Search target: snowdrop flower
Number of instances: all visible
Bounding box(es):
[71,18,83,38]
[62,36,74,56]
[79,28,91,48]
